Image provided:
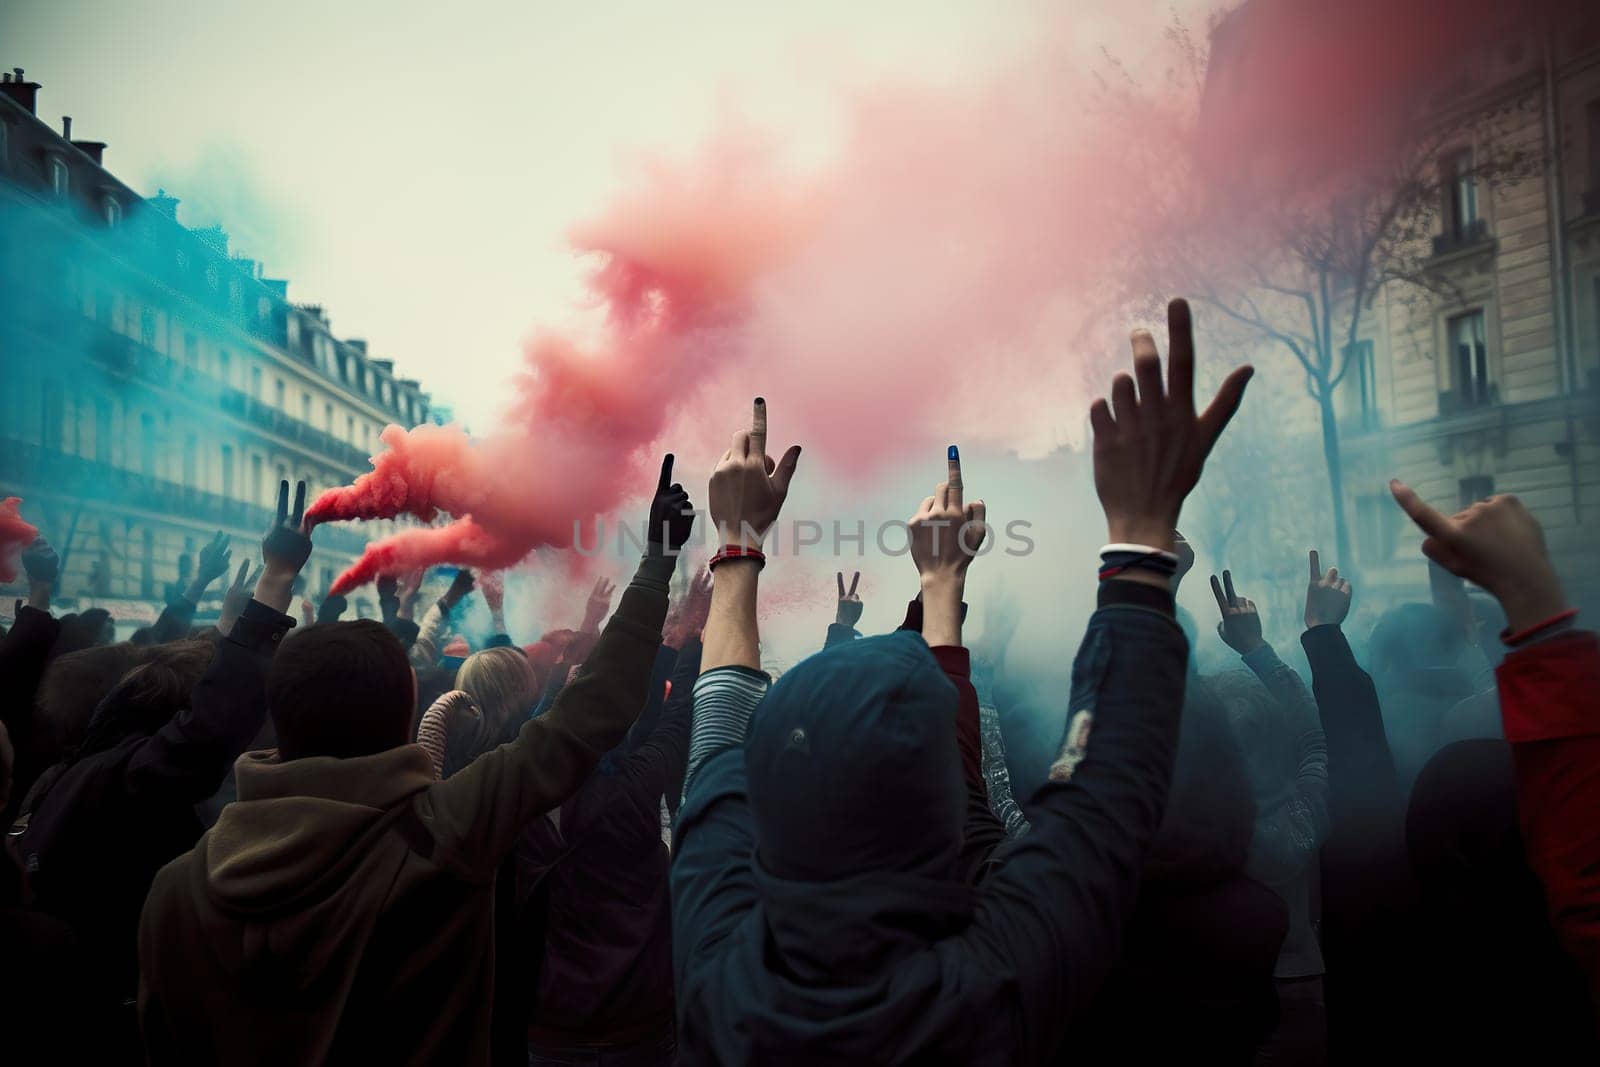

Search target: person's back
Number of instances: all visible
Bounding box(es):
[139,507,687,1064]
[522,644,694,1060]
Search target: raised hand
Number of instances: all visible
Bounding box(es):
[442,568,476,611]
[911,445,985,648]
[835,570,864,628]
[22,537,58,611]
[707,398,801,550]
[217,560,263,637]
[1211,569,1265,655]
[1305,550,1352,629]
[397,570,425,620]
[257,480,313,614]
[909,445,987,584]
[1390,480,1567,632]
[22,537,59,586]
[318,594,349,625]
[648,453,696,551]
[1089,299,1252,553]
[192,530,233,592]
[582,576,616,633]
[665,568,714,648]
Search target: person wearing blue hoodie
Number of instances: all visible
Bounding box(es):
[671,301,1253,1064]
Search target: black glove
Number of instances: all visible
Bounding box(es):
[22,538,59,585]
[317,594,349,624]
[264,480,314,575]
[647,453,695,550]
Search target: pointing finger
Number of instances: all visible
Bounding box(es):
[848,571,860,597]
[1309,549,1321,582]
[1223,569,1237,605]
[1390,479,1454,541]
[1210,574,1228,616]
[947,444,963,509]
[837,571,846,599]
[751,397,767,459]
[657,454,675,494]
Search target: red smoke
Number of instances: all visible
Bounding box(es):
[307,40,1159,590]
[0,498,39,584]
[309,0,1587,592]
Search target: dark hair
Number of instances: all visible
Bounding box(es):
[49,608,113,659]
[37,642,149,762]
[269,620,413,761]
[73,638,216,762]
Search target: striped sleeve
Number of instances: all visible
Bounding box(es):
[684,666,769,793]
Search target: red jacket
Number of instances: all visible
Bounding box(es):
[1497,628,1600,1013]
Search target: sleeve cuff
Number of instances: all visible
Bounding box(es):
[929,645,971,678]
[1097,579,1175,616]
[230,598,296,653]
[1241,642,1283,673]
[630,551,679,594]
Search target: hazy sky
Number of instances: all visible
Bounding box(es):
[1,0,1204,428]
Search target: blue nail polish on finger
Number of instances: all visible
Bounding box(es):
[948,444,959,462]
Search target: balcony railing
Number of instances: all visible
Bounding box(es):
[1438,382,1500,415]
[0,440,372,556]
[79,320,376,471]
[1431,218,1491,258]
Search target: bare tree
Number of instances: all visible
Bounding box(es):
[1101,14,1543,567]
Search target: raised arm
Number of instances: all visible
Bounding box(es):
[129,485,309,801]
[421,455,692,876]
[958,299,1251,1062]
[675,397,797,975]
[824,570,864,649]
[1212,567,1331,872]
[149,531,231,643]
[1392,481,1600,1006]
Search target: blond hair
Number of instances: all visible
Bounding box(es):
[454,647,538,756]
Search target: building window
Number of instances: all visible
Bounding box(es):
[250,366,263,401]
[218,349,231,386]
[1355,492,1402,563]
[275,379,287,410]
[184,334,199,370]
[1346,340,1378,429]
[324,402,334,433]
[1443,147,1479,239]
[1459,474,1495,509]
[141,528,155,600]
[140,413,156,477]
[49,156,68,198]
[301,393,312,424]
[1448,310,1491,409]
[94,399,112,463]
[41,380,64,450]
[102,196,121,227]
[205,263,219,291]
[183,434,198,488]
[251,454,264,504]
[346,414,354,443]
[221,444,235,498]
[139,306,157,348]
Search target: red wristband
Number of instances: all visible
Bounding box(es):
[1501,608,1578,647]
[708,545,765,571]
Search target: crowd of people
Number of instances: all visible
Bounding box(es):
[1,299,1596,1064]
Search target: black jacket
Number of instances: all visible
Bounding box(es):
[15,600,288,996]
[671,582,1189,1065]
[518,641,698,1048]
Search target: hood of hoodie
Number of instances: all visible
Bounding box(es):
[204,746,433,914]
[697,632,1007,1062]
[184,745,435,990]
[746,631,966,883]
